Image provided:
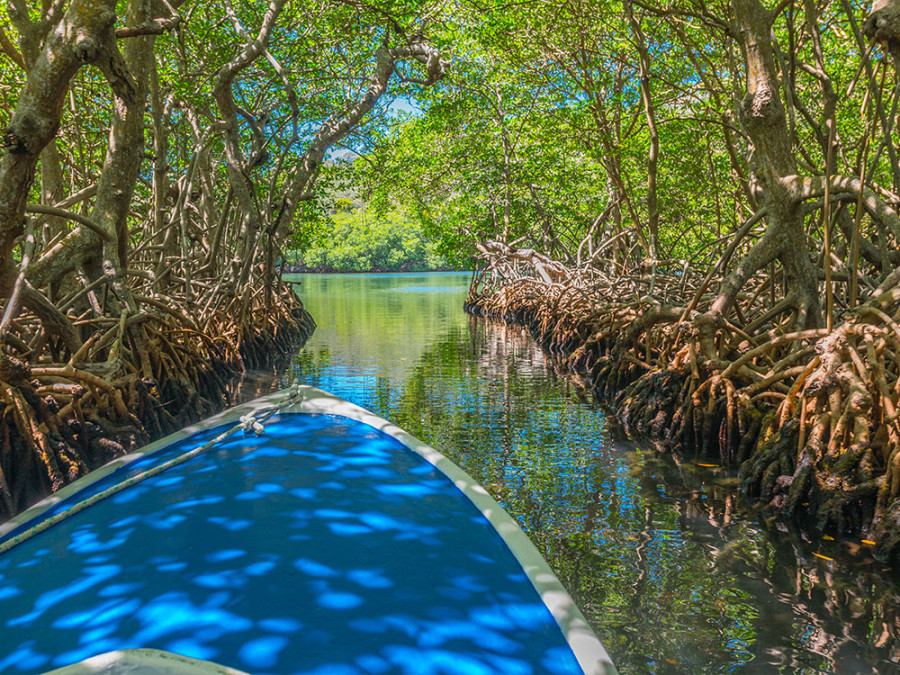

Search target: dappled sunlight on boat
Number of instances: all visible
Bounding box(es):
[0,413,589,674]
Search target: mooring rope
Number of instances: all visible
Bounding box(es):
[0,385,303,556]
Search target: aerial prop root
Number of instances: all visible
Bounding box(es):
[0,314,240,518]
[466,264,900,558]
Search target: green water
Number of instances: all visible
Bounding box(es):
[268,272,900,674]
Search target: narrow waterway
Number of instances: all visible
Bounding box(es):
[258,272,900,674]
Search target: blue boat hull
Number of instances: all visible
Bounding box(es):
[0,388,615,675]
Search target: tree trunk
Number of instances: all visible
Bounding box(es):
[0,0,118,271]
[709,0,821,331]
[625,0,660,273]
[865,0,900,61]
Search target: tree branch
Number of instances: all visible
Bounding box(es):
[25,204,113,241]
[783,174,900,240]
[0,27,25,70]
[116,17,180,39]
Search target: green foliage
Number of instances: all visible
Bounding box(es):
[354,0,744,268]
[298,207,455,272]
[4,0,890,285]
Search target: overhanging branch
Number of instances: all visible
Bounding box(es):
[783,174,900,240]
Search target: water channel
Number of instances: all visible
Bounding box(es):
[251,272,900,673]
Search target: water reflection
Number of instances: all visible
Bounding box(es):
[280,273,900,674]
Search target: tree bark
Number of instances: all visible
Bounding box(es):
[89,0,158,310]
[212,0,287,290]
[865,0,900,61]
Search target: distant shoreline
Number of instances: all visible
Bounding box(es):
[282,266,470,274]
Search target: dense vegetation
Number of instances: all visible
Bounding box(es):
[409,0,900,559]
[291,204,457,272]
[0,0,446,514]
[4,0,900,558]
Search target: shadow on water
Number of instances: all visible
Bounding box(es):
[278,273,900,674]
[0,415,581,675]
